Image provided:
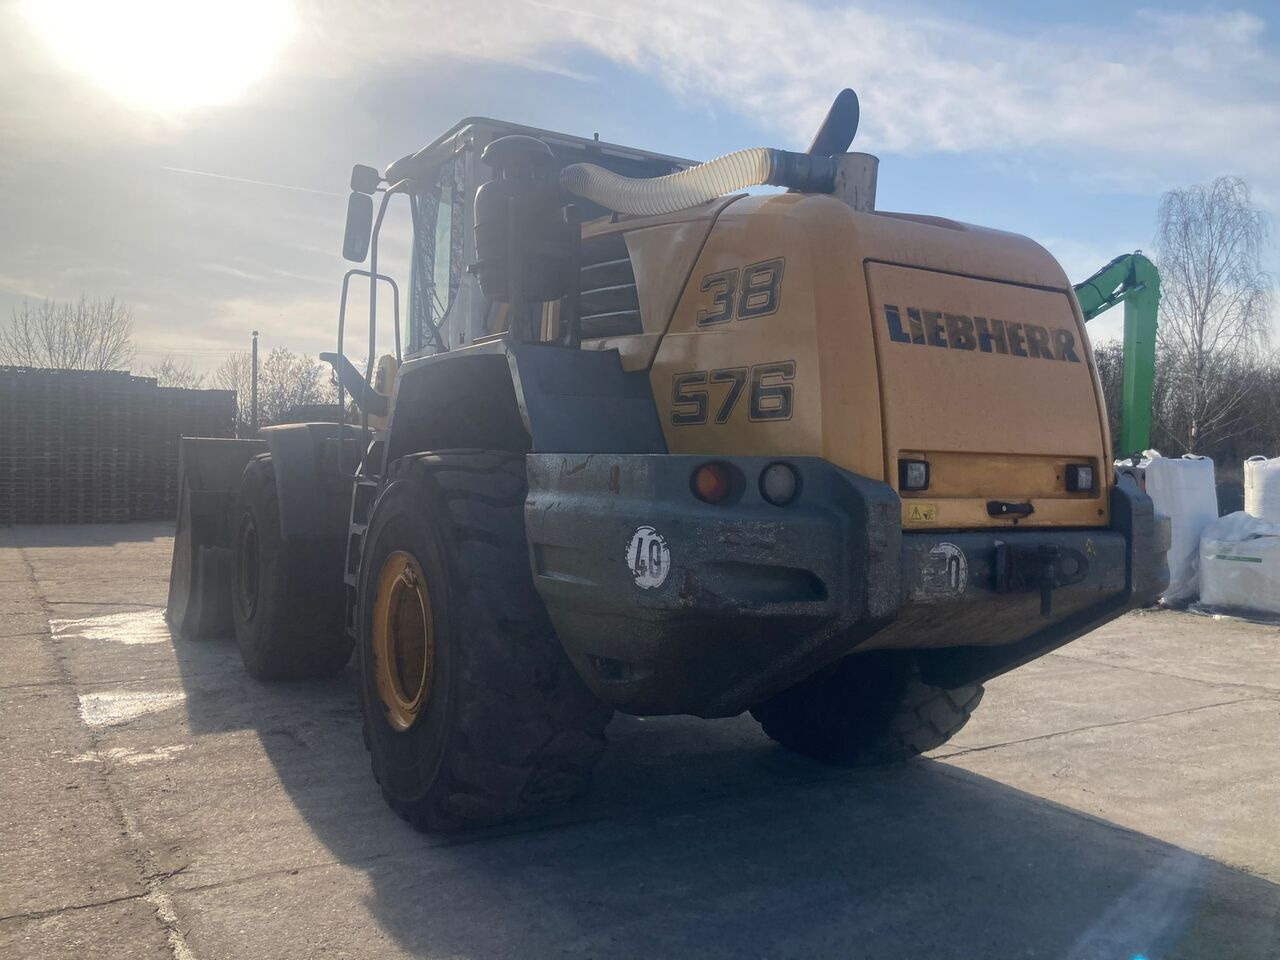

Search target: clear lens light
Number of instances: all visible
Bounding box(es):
[1068,465,1094,491]
[902,460,928,490]
[761,463,798,505]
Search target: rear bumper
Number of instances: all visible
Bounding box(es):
[525,454,1169,717]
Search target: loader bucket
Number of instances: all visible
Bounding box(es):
[166,437,267,640]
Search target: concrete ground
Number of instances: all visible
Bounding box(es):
[1,524,1277,960]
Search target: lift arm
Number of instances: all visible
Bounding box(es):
[1073,252,1160,458]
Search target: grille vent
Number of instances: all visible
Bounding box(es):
[577,232,641,339]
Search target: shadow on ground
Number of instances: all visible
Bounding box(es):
[158,622,1280,960]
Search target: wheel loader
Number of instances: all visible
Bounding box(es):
[166,89,1169,830]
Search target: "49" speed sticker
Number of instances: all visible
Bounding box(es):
[626,525,671,590]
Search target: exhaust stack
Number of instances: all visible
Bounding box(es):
[833,153,878,213]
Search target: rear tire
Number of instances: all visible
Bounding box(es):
[357,450,611,831]
[750,651,982,763]
[230,454,353,681]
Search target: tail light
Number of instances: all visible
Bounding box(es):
[692,462,732,504]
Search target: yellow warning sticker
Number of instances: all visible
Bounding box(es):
[906,503,939,523]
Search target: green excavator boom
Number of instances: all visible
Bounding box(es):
[1073,252,1160,458]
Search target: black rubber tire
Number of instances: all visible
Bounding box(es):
[749,651,983,764]
[230,454,353,681]
[356,450,611,831]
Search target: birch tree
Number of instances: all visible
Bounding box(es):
[1155,176,1272,453]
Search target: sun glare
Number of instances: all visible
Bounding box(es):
[20,0,295,114]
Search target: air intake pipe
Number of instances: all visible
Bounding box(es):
[559,88,869,216]
[559,148,837,217]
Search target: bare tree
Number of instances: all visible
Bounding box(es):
[1095,338,1179,458]
[147,354,206,389]
[1233,349,1280,457]
[0,295,135,370]
[214,351,253,427]
[1155,176,1272,453]
[1092,341,1125,455]
[214,347,329,428]
[258,348,328,423]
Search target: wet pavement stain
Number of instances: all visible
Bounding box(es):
[50,609,172,645]
[77,689,186,727]
[68,744,190,765]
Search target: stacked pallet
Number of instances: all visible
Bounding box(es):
[0,367,235,525]
[144,386,239,519]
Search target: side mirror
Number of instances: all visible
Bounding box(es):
[350,163,381,195]
[342,192,373,263]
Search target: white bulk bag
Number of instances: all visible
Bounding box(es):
[1199,511,1280,617]
[1144,454,1218,604]
[1244,456,1280,522]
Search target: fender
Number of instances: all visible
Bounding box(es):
[260,423,357,540]
[385,340,666,467]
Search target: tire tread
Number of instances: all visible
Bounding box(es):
[750,653,983,764]
[360,449,610,831]
[232,454,352,681]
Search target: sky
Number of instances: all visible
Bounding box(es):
[2,0,1279,372]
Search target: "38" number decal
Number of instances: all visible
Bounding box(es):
[670,361,796,426]
[695,258,784,326]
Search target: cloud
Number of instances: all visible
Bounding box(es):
[297,1,1280,192]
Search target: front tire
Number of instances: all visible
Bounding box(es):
[750,651,982,763]
[357,450,611,831]
[230,454,353,680]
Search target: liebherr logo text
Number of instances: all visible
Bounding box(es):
[883,304,1081,363]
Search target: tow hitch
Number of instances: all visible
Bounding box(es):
[993,542,1089,616]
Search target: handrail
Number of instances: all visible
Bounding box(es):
[336,182,413,480]
[334,267,400,479]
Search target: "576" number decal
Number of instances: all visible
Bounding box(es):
[670,361,796,426]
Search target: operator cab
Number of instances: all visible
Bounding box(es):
[376,119,695,359]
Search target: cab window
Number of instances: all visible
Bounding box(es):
[408,156,465,354]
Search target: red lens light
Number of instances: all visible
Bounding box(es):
[692,463,731,503]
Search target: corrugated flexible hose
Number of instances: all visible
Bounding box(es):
[559,148,836,217]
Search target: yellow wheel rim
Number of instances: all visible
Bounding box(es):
[371,551,434,732]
